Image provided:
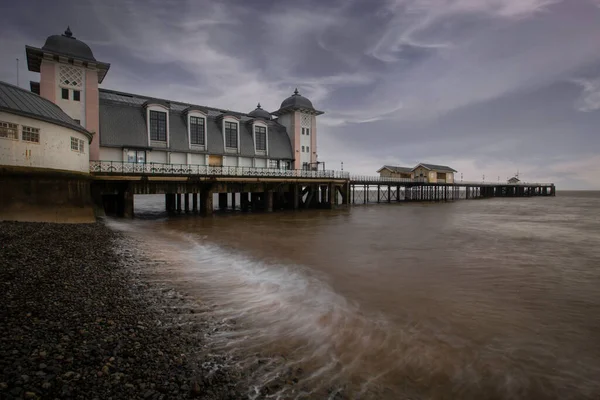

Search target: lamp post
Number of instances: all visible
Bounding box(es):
[461,173,463,182]
[482,174,485,183]
[341,161,344,171]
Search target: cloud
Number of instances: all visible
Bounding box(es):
[571,77,600,112]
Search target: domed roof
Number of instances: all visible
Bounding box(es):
[280,88,314,110]
[42,27,96,61]
[248,103,271,120]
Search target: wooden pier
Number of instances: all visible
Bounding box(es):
[349,176,555,205]
[89,161,555,217]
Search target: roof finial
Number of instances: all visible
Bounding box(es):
[293,88,299,95]
[257,103,262,109]
[63,26,73,38]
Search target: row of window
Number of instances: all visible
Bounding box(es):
[0,121,40,143]
[301,128,310,135]
[125,149,286,169]
[149,111,267,151]
[301,145,310,153]
[61,88,81,101]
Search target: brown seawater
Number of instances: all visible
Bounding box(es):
[108,191,600,399]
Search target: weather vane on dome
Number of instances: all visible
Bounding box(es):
[293,88,299,95]
[63,26,75,39]
[256,103,262,109]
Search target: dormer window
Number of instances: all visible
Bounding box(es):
[255,126,266,152]
[150,110,167,141]
[190,116,205,146]
[225,121,238,149]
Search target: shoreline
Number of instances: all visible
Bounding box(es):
[0,221,246,399]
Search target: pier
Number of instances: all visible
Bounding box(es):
[90,161,555,218]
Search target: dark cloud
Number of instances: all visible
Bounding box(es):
[1,0,600,188]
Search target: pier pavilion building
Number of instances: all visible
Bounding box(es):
[24,27,323,173]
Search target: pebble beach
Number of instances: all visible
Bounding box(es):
[0,221,244,400]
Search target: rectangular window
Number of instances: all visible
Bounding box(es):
[22,126,40,143]
[73,90,81,101]
[0,121,18,139]
[149,110,167,141]
[225,121,238,148]
[62,88,69,100]
[307,146,310,153]
[301,128,305,135]
[71,137,85,153]
[189,116,205,145]
[255,126,266,151]
[305,128,310,136]
[74,119,81,125]
[302,145,305,152]
[127,150,146,163]
[269,159,278,168]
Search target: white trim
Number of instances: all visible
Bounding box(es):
[252,120,268,156]
[147,104,169,148]
[222,116,240,154]
[187,110,207,151]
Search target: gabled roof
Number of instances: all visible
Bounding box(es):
[98,89,293,159]
[0,80,92,140]
[377,165,413,174]
[412,163,457,173]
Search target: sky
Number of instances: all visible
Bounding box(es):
[1,0,599,189]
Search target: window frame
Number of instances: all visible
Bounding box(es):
[253,122,268,154]
[73,90,81,102]
[22,126,40,144]
[222,116,240,153]
[70,137,85,153]
[61,88,69,100]
[0,121,18,140]
[149,109,168,142]
[187,112,207,149]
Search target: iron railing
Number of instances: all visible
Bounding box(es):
[89,161,350,179]
[349,175,553,186]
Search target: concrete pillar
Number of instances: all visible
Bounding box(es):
[218,193,228,210]
[328,183,335,208]
[192,193,198,213]
[231,192,237,211]
[240,192,249,211]
[292,185,300,209]
[123,190,134,218]
[184,193,190,213]
[176,193,182,213]
[165,193,175,212]
[265,190,273,212]
[200,189,213,217]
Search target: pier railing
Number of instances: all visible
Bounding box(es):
[90,161,350,179]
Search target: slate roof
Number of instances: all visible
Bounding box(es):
[0,80,92,140]
[413,163,457,173]
[377,165,413,173]
[99,89,293,159]
[273,88,323,116]
[42,28,96,61]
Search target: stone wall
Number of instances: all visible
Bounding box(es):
[0,166,95,223]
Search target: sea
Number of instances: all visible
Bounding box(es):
[108,191,600,399]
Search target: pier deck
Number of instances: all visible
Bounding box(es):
[89,161,555,217]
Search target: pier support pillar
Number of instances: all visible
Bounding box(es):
[122,190,134,218]
[377,185,381,203]
[265,190,273,212]
[192,193,198,213]
[218,193,228,210]
[397,185,401,202]
[200,189,213,217]
[292,185,300,209]
[165,193,176,213]
[176,193,182,213]
[231,192,237,211]
[184,193,190,213]
[240,192,249,211]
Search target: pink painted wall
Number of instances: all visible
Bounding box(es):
[293,112,302,170]
[310,114,317,165]
[39,61,55,103]
[85,69,100,160]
